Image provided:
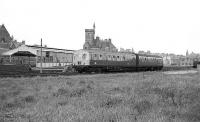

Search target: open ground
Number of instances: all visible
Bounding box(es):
[1,70,200,122]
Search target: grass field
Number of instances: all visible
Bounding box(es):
[1,71,200,122]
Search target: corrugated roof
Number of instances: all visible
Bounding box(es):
[26,45,74,51]
[0,48,9,55]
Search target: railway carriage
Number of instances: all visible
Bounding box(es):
[73,49,137,73]
[73,49,163,73]
[137,54,163,71]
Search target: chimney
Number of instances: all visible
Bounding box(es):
[22,40,25,44]
[108,39,111,43]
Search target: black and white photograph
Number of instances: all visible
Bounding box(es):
[1,0,200,121]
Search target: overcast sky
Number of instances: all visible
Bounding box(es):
[1,0,200,55]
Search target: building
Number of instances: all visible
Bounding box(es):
[161,54,193,67]
[1,45,74,68]
[162,55,172,66]
[83,23,118,52]
[0,24,25,54]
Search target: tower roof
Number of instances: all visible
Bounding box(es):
[0,24,10,35]
[93,22,95,29]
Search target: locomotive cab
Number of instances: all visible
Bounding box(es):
[73,50,90,66]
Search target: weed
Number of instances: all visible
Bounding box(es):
[66,80,75,87]
[0,94,7,101]
[152,87,177,106]
[3,97,25,110]
[57,100,68,106]
[54,88,70,97]
[130,100,152,115]
[79,80,86,85]
[1,72,200,121]
[99,96,123,108]
[24,95,35,103]
[70,87,88,97]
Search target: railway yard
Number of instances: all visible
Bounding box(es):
[0,21,200,122]
[1,70,200,122]
[1,1,200,121]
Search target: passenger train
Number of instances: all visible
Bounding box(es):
[73,49,163,73]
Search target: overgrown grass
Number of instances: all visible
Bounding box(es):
[0,71,200,121]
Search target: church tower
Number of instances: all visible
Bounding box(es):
[186,50,189,57]
[83,23,95,49]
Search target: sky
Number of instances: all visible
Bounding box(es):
[1,0,200,55]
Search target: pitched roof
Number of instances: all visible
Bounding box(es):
[0,48,9,55]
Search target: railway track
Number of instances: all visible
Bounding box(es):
[0,66,195,78]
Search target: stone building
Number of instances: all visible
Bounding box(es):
[0,24,25,52]
[83,23,117,52]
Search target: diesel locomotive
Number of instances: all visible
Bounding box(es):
[73,49,163,73]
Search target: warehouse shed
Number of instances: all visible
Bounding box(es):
[2,45,74,68]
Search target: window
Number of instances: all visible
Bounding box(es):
[46,51,50,57]
[123,56,126,61]
[1,38,5,43]
[82,54,86,60]
[108,55,111,60]
[93,54,99,60]
[113,55,116,61]
[50,56,53,62]
[94,54,97,57]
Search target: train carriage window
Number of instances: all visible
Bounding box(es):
[113,55,116,61]
[108,55,111,60]
[93,54,99,60]
[90,54,92,60]
[123,56,125,61]
[99,54,102,60]
[117,56,120,61]
[94,54,97,57]
[103,54,107,60]
[142,56,145,62]
[82,54,86,60]
[132,55,136,60]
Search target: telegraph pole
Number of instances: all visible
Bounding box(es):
[40,38,43,73]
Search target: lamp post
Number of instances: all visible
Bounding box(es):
[40,38,43,73]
